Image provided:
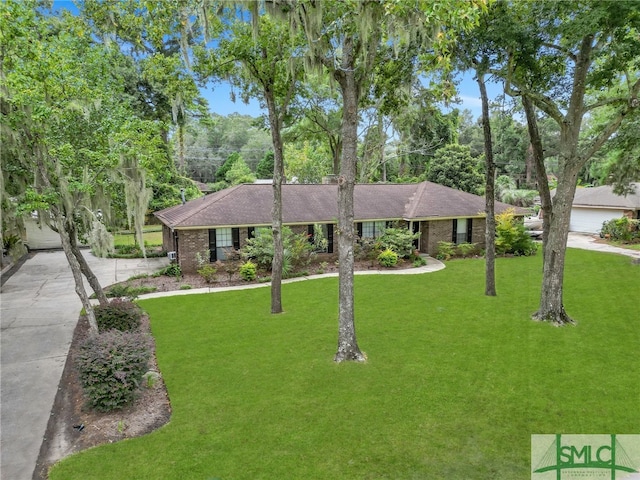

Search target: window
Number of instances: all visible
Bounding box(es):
[217,228,233,260]
[309,224,329,252]
[452,219,472,244]
[360,221,387,239]
[209,228,235,261]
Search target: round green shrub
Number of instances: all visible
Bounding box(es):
[94,299,143,332]
[239,260,257,281]
[75,330,151,412]
[377,248,398,267]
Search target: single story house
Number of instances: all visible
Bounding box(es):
[568,183,640,234]
[155,181,524,273]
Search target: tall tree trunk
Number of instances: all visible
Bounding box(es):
[332,140,341,175]
[265,89,284,314]
[67,220,109,306]
[522,96,551,249]
[33,148,99,330]
[57,216,99,333]
[532,176,578,326]
[525,144,534,188]
[477,72,496,296]
[334,38,365,363]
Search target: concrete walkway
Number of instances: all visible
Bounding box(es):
[0,251,168,480]
[567,232,640,260]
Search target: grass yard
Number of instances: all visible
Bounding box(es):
[50,249,640,479]
[113,226,163,247]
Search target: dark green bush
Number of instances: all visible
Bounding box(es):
[105,284,157,299]
[355,237,381,263]
[412,256,427,267]
[75,330,151,412]
[94,299,143,332]
[160,263,182,277]
[600,217,640,242]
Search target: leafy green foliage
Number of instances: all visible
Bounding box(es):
[377,248,398,267]
[159,264,182,278]
[284,141,333,183]
[197,265,218,283]
[436,241,456,261]
[215,153,241,183]
[425,144,484,195]
[456,242,480,258]
[105,284,157,299]
[239,261,257,281]
[412,256,427,267]
[495,209,537,256]
[94,299,143,332]
[241,227,313,271]
[600,217,640,243]
[436,241,482,260]
[376,228,420,258]
[75,330,151,412]
[311,224,329,253]
[354,237,382,264]
[225,157,256,185]
[256,151,275,179]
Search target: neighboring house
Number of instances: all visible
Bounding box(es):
[155,181,524,273]
[568,183,640,234]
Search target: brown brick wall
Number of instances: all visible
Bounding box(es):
[162,225,173,253]
[178,229,209,273]
[419,218,487,256]
[175,219,489,270]
[423,220,452,256]
[471,218,486,246]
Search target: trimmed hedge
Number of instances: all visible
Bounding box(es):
[94,299,143,332]
[75,330,151,412]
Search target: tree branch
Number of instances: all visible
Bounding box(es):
[541,42,576,62]
[499,53,565,124]
[581,77,640,161]
[583,95,630,113]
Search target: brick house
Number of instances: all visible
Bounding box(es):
[154,181,524,273]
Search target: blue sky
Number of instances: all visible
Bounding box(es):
[203,79,502,119]
[200,73,503,118]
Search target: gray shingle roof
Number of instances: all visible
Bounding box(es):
[155,181,522,229]
[572,183,640,209]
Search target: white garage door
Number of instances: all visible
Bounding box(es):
[569,208,625,234]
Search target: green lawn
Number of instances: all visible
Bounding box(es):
[50,249,640,479]
[113,227,162,247]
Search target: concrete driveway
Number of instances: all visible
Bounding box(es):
[567,232,640,259]
[0,250,167,480]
